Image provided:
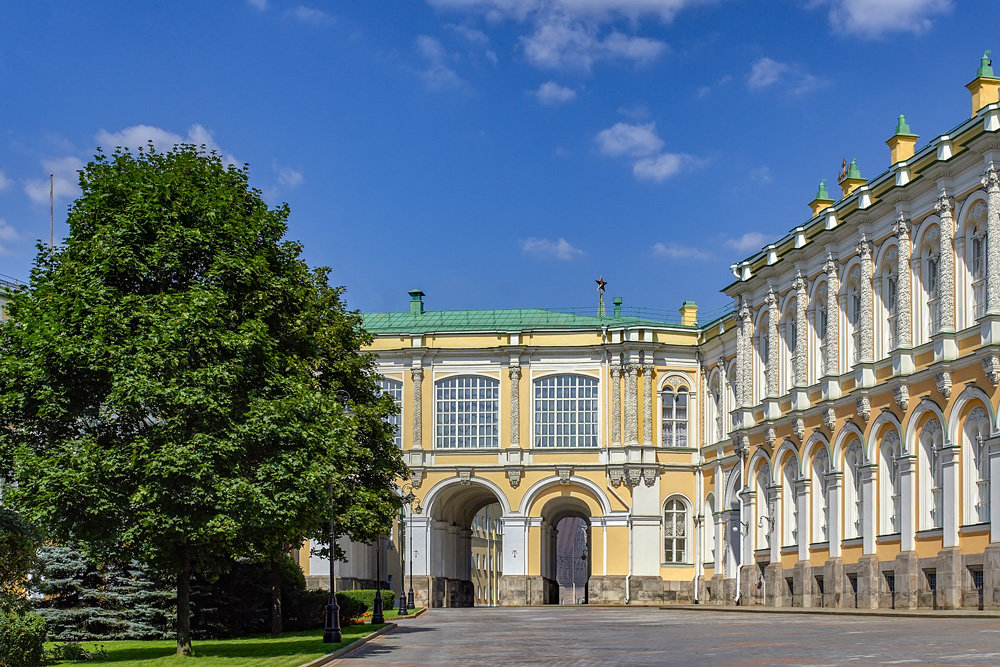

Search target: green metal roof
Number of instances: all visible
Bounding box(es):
[363,306,686,334]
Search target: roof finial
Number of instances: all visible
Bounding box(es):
[894,113,915,136]
[979,50,994,78]
[816,179,831,200]
[596,275,607,318]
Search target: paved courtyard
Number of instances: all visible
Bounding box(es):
[338,607,1000,666]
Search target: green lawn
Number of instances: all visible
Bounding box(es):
[46,625,385,666]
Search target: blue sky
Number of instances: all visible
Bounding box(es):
[1,1,997,319]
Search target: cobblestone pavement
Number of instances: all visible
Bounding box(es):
[337,606,1000,666]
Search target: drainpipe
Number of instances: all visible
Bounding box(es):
[694,456,704,604]
[606,480,632,604]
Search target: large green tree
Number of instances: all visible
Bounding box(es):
[0,145,405,654]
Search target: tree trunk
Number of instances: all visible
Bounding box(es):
[270,557,283,637]
[176,543,193,656]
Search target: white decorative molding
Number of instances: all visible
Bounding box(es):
[984,354,1000,387]
[856,395,871,422]
[764,426,776,447]
[642,466,657,487]
[981,163,1000,315]
[508,365,521,447]
[824,254,840,376]
[411,367,424,450]
[793,418,805,441]
[506,466,523,489]
[894,385,910,411]
[626,466,643,488]
[610,363,622,446]
[625,363,640,444]
[823,407,836,432]
[766,289,779,397]
[936,371,953,398]
[893,214,912,349]
[557,466,573,484]
[608,465,625,487]
[410,468,425,489]
[643,362,655,445]
[935,190,956,332]
[857,236,874,362]
[457,467,473,485]
[793,274,808,386]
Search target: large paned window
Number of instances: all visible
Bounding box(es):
[879,431,902,534]
[435,375,499,449]
[811,449,830,542]
[964,406,991,524]
[844,442,863,539]
[964,201,988,325]
[782,460,798,547]
[918,418,944,530]
[663,497,688,563]
[377,377,404,448]
[533,374,598,448]
[661,387,689,447]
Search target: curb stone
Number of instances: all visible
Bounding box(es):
[662,604,1000,619]
[298,622,397,667]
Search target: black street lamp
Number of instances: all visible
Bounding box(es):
[372,534,385,624]
[408,497,421,609]
[397,504,408,616]
[322,484,342,644]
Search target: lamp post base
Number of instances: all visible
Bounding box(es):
[398,592,409,616]
[372,594,385,625]
[323,597,342,644]
[407,589,415,609]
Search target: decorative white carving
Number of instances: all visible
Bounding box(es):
[610,363,622,445]
[766,289,779,397]
[858,236,874,362]
[557,466,573,484]
[936,371,953,398]
[626,466,643,488]
[856,395,871,422]
[509,365,521,447]
[609,466,625,487]
[982,163,1000,315]
[824,407,836,432]
[793,274,808,386]
[625,363,639,444]
[643,362,655,445]
[793,418,805,441]
[936,190,956,332]
[457,467,473,485]
[410,468,425,489]
[984,354,1000,387]
[411,367,424,449]
[894,385,909,411]
[506,466,523,488]
[824,255,840,375]
[642,467,657,487]
[764,426,776,446]
[893,214,912,349]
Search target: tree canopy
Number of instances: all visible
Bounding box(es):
[0,145,405,654]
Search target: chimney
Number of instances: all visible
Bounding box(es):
[679,301,698,326]
[809,179,834,217]
[886,114,918,164]
[408,289,425,315]
[838,158,865,198]
[612,296,623,319]
[967,50,1000,117]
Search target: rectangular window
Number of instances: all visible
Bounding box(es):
[377,377,404,448]
[435,376,499,449]
[533,375,599,448]
[661,388,689,448]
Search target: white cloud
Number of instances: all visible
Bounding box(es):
[747,57,825,95]
[724,232,768,253]
[0,171,10,191]
[633,153,689,182]
[748,166,773,185]
[617,104,650,119]
[446,23,498,63]
[275,165,304,189]
[594,122,662,158]
[95,124,239,165]
[651,241,713,261]
[428,0,682,71]
[813,0,952,38]
[287,6,336,25]
[246,0,267,9]
[24,156,84,204]
[0,218,19,254]
[534,81,577,104]
[415,35,468,91]
[521,237,585,260]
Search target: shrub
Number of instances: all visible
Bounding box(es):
[47,642,107,662]
[334,592,367,625]
[0,608,47,667]
[336,589,396,623]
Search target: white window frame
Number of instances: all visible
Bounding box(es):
[662,495,690,564]
[532,373,599,448]
[660,385,690,448]
[918,418,944,531]
[377,376,404,448]
[844,441,863,540]
[434,375,500,449]
[879,431,902,535]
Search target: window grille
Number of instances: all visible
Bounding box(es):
[661,388,689,447]
[533,375,598,448]
[435,376,499,449]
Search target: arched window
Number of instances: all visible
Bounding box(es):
[377,377,404,448]
[962,200,988,326]
[663,497,688,563]
[661,386,689,448]
[811,283,828,383]
[435,375,500,449]
[781,301,796,393]
[704,493,717,564]
[755,311,769,403]
[845,266,862,367]
[844,441,864,539]
[963,406,990,524]
[878,248,898,358]
[754,464,771,551]
[782,459,798,547]
[918,418,944,530]
[533,374,598,448]
[918,227,941,343]
[879,430,902,534]
[812,448,830,542]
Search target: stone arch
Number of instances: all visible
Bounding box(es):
[948,384,997,444]
[422,474,513,521]
[905,398,946,454]
[773,438,801,475]
[833,421,866,468]
[520,474,612,518]
[867,409,902,462]
[748,446,773,484]
[802,432,831,472]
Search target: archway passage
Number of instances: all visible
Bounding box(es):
[424,482,505,607]
[540,494,592,605]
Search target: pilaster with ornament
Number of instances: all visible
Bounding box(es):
[936,190,956,331]
[410,367,424,450]
[610,363,622,446]
[766,289,779,397]
[625,363,639,445]
[894,214,913,349]
[643,362,654,445]
[508,365,521,447]
[793,275,808,386]
[736,300,748,406]
[984,163,1000,314]
[858,236,874,361]
[740,300,754,406]
[824,255,840,375]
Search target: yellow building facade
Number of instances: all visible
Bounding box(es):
[302,53,1000,610]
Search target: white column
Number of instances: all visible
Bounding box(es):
[766,290,779,397]
[827,471,843,558]
[797,479,811,562]
[508,365,521,447]
[824,256,840,376]
[793,275,808,386]
[738,300,753,407]
[643,362,655,445]
[941,442,960,548]
[898,455,917,552]
[988,436,1000,543]
[501,516,528,576]
[625,363,639,445]
[411,367,423,449]
[984,163,1000,315]
[861,464,877,554]
[858,237,874,362]
[936,190,956,332]
[410,515,431,576]
[894,215,913,349]
[742,488,756,562]
[769,485,782,564]
[714,512,724,572]
[610,363,622,446]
